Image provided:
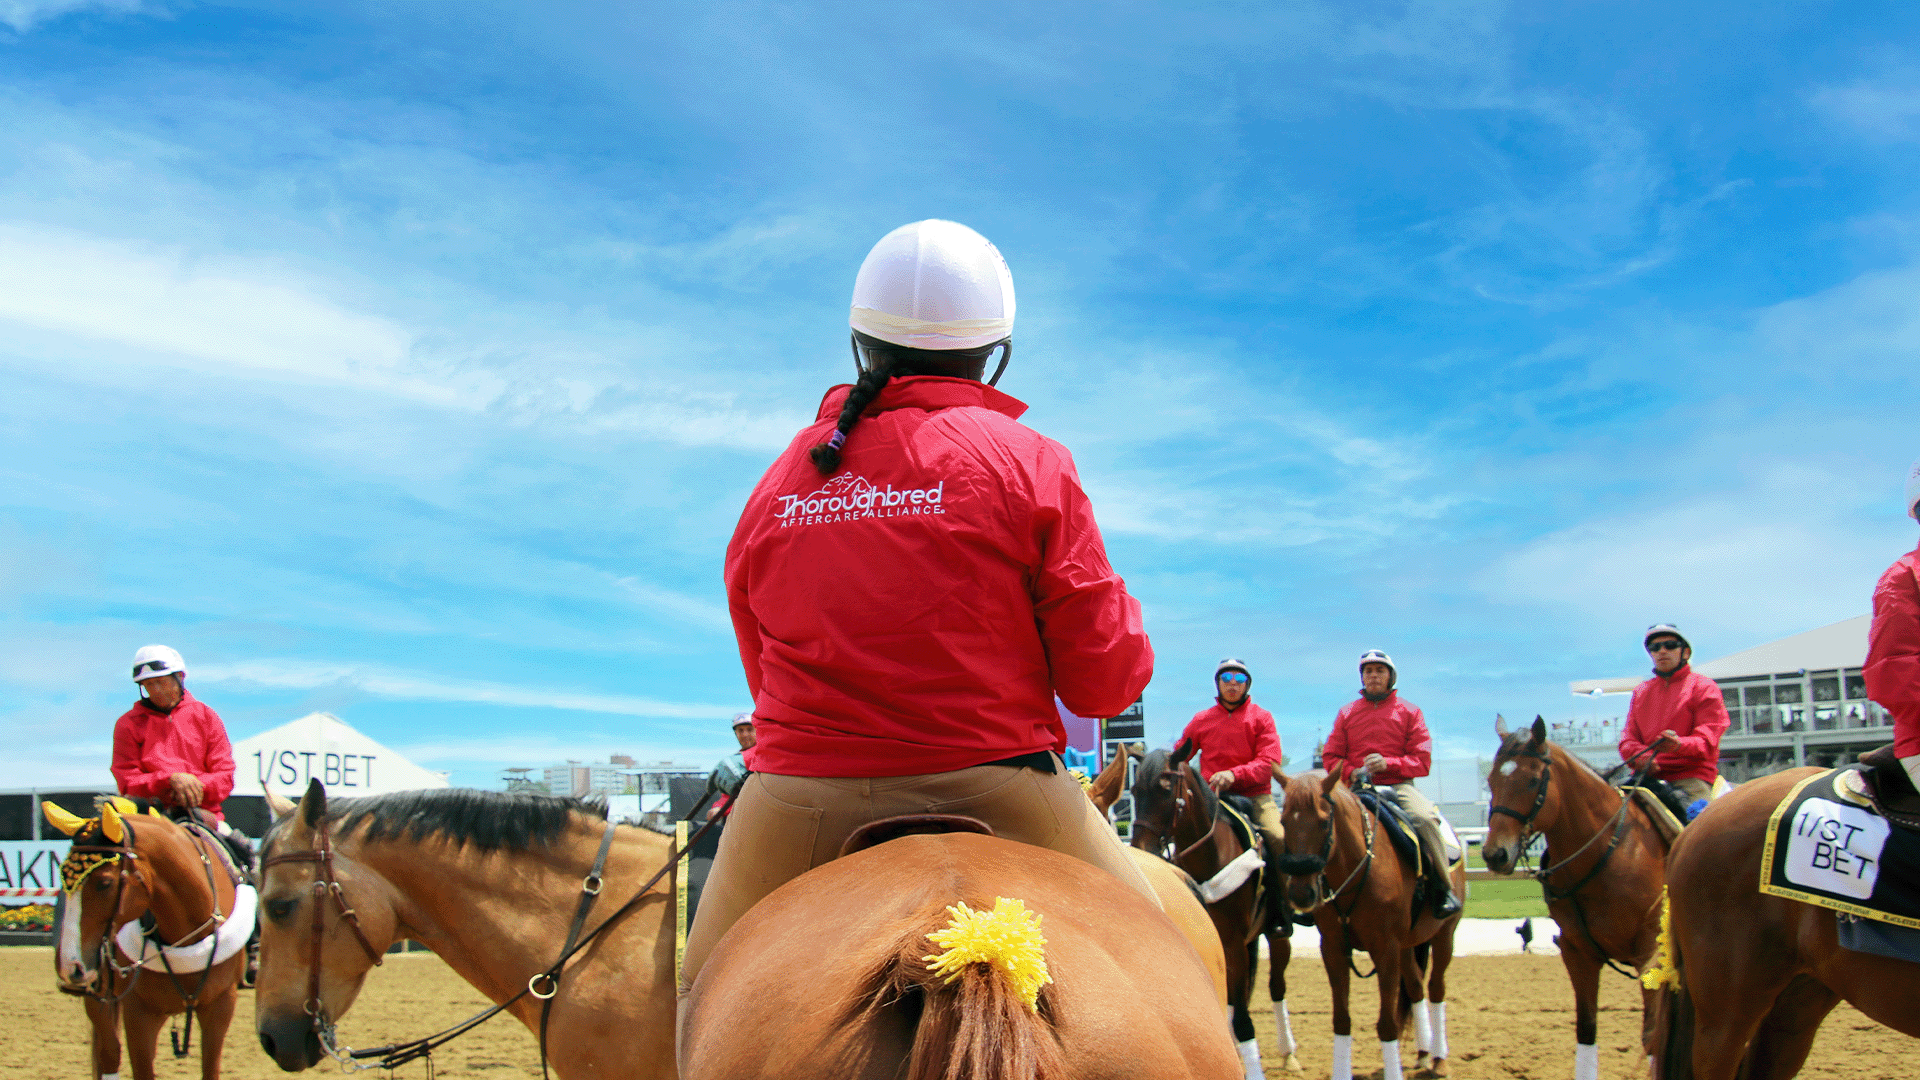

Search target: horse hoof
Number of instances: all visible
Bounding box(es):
[1423,1058,1450,1078]
[1284,1053,1302,1072]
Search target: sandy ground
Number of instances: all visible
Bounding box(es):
[2,946,1911,1079]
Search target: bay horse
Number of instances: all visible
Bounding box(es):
[679,827,1239,1080]
[42,797,248,1080]
[1483,715,1671,1080]
[253,780,677,1079]
[1649,766,1920,1079]
[1278,763,1462,1080]
[1131,744,1301,1078]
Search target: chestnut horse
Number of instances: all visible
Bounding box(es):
[1649,767,1920,1079]
[679,828,1238,1080]
[1278,764,1462,1080]
[1483,716,1670,1080]
[43,798,248,1080]
[253,781,677,1079]
[1085,742,1142,816]
[1131,745,1301,1079]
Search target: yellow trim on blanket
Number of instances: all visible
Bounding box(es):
[1755,769,1920,931]
[674,819,689,985]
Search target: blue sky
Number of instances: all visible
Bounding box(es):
[3,1,1916,790]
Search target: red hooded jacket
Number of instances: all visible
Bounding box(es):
[728,376,1153,778]
[1867,542,1920,757]
[111,691,235,822]
[1619,664,1729,785]
[1179,699,1282,798]
[1322,692,1431,786]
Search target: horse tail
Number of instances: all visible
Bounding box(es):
[865,897,1066,1080]
[1642,889,1692,1080]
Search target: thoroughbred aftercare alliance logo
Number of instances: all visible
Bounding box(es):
[773,473,946,527]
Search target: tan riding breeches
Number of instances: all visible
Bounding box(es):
[1669,776,1712,803]
[678,758,1160,993]
[1388,782,1452,873]
[1246,792,1284,848]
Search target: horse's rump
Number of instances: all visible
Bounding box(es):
[681,832,1236,1080]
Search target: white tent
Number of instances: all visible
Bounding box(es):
[230,712,449,799]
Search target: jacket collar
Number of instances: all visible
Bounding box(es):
[1653,662,1692,682]
[1359,689,1398,706]
[815,376,1029,423]
[135,689,195,717]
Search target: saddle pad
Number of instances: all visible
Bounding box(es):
[1354,789,1424,874]
[1836,915,1920,964]
[1218,795,1259,852]
[1627,787,1683,848]
[1760,767,1920,929]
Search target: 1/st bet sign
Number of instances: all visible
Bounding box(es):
[254,749,380,791]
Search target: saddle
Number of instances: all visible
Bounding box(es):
[1623,776,1697,828]
[1858,745,1920,833]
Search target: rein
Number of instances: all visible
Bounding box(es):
[1134,765,1222,864]
[266,799,721,1077]
[1310,782,1377,978]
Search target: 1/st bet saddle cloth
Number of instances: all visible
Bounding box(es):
[1760,765,1920,962]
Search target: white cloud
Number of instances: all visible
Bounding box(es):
[194,660,737,720]
[0,0,145,33]
[1754,261,1920,382]
[1811,79,1920,142]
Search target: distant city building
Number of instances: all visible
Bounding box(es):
[510,755,707,828]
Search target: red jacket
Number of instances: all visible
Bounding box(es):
[1322,693,1431,786]
[1867,542,1920,756]
[728,376,1153,777]
[111,691,235,822]
[1619,664,1729,785]
[1179,700,1281,798]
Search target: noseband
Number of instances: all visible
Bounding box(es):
[1133,765,1218,862]
[261,816,387,1045]
[1488,747,1553,837]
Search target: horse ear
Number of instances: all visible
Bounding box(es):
[42,801,86,836]
[1270,761,1288,786]
[147,807,168,820]
[1529,716,1547,748]
[1495,713,1510,738]
[265,790,297,820]
[298,777,327,829]
[1171,738,1197,765]
[100,802,125,844]
[1321,760,1346,793]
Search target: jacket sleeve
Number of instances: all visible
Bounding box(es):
[196,706,235,805]
[724,506,766,702]
[1029,444,1154,719]
[1666,682,1730,768]
[1618,690,1649,763]
[1231,711,1283,787]
[110,714,170,800]
[1383,705,1433,780]
[1866,561,1920,709]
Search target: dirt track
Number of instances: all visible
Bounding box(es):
[1,947,1910,1079]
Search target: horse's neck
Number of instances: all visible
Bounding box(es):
[1541,748,1622,849]
[1327,787,1373,879]
[359,826,669,1002]
[142,828,224,942]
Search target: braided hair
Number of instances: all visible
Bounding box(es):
[808,332,1003,475]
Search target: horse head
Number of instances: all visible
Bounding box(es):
[42,797,182,993]
[1129,743,1214,857]
[256,779,398,1073]
[1483,714,1552,873]
[1277,766,1346,912]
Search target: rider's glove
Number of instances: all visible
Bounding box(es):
[708,752,750,799]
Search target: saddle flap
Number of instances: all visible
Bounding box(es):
[837,814,995,858]
[1627,787,1684,848]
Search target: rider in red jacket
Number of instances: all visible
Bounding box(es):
[112,646,236,824]
[1179,658,1283,849]
[1867,461,1920,787]
[1618,624,1729,803]
[1322,650,1458,917]
[683,221,1159,1008]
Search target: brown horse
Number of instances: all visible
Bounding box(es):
[1278,764,1462,1080]
[679,828,1238,1080]
[1483,715,1670,1080]
[1649,767,1920,1079]
[1085,742,1142,815]
[253,781,677,1079]
[1131,745,1301,1079]
[43,798,248,1080]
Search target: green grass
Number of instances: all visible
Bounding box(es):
[1462,844,1551,919]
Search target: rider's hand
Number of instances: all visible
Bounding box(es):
[1659,729,1679,743]
[168,772,204,807]
[1363,753,1388,772]
[1208,770,1234,792]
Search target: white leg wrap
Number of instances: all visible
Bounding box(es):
[1332,1033,1353,1080]
[1274,998,1297,1055]
[1575,1043,1600,1080]
[1238,1038,1263,1080]
[1410,999,1432,1053]
[1381,1039,1404,1080]
[102,1074,119,1080]
[1431,1001,1449,1061]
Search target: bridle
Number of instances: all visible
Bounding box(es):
[1284,776,1377,977]
[1132,763,1220,863]
[260,814,387,1053]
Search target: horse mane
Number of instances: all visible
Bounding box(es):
[266,788,609,856]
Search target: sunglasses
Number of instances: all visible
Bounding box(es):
[1217,673,1249,685]
[1647,640,1685,653]
[133,660,170,676]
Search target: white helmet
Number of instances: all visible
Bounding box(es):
[131,645,186,683]
[849,220,1015,352]
[1905,460,1919,520]
[1358,649,1397,686]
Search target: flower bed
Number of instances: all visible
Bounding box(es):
[0,904,54,933]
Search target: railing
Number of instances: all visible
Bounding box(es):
[1725,701,1889,736]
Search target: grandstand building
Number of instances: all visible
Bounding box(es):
[1568,616,1890,782]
